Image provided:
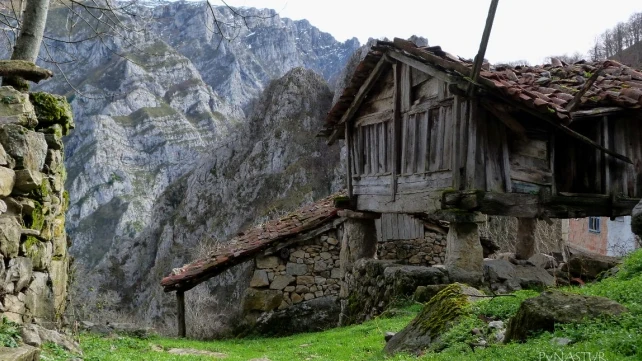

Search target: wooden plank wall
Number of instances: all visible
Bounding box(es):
[351,62,456,199]
[376,213,424,241]
[602,117,641,197]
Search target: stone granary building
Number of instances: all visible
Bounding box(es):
[319,38,642,285]
[161,193,451,336]
[163,38,642,337]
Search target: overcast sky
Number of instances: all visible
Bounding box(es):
[219,0,642,65]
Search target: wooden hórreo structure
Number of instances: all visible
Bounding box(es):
[319,37,642,282]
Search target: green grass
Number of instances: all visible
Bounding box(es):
[40,249,642,361]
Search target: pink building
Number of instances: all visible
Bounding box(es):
[565,216,640,256]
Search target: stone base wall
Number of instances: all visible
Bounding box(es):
[377,232,447,266]
[242,230,342,314]
[0,88,74,325]
[340,258,449,325]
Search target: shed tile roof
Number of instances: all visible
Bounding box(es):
[322,38,642,136]
[161,192,346,292]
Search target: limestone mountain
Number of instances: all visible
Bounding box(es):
[76,67,341,334]
[16,1,358,276]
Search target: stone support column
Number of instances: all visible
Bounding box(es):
[515,218,537,260]
[445,222,483,286]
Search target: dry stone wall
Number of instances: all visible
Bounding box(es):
[243,230,342,314]
[377,232,447,266]
[0,87,73,325]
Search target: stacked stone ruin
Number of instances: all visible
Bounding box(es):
[0,86,73,325]
[243,231,342,313]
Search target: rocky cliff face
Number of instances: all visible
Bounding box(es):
[20,2,358,275]
[74,67,341,335]
[0,87,74,325]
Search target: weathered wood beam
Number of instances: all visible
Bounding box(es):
[391,62,402,201]
[481,101,526,138]
[326,124,344,145]
[386,51,466,87]
[468,0,500,95]
[0,60,53,83]
[345,122,353,198]
[570,107,623,120]
[565,66,603,112]
[442,190,640,218]
[177,290,186,338]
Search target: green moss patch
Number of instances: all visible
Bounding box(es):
[29,92,74,134]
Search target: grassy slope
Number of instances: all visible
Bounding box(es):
[42,249,642,361]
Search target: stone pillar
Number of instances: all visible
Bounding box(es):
[339,218,377,325]
[515,218,537,260]
[631,199,642,238]
[445,222,483,286]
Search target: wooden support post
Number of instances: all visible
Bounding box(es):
[468,0,500,95]
[177,290,186,338]
[515,218,536,260]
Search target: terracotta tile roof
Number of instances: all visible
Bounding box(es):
[160,192,346,292]
[321,38,642,136]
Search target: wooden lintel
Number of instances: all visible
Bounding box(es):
[337,209,380,219]
[177,290,186,338]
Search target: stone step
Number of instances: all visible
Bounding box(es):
[0,345,40,361]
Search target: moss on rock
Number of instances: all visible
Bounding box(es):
[29,92,74,134]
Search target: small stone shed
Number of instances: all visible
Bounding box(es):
[161,193,449,336]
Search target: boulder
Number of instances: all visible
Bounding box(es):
[33,324,82,354]
[0,143,13,167]
[504,290,628,342]
[383,266,449,296]
[241,296,339,337]
[0,345,40,361]
[483,259,554,293]
[384,283,484,355]
[0,125,47,172]
[49,259,69,313]
[0,217,21,258]
[242,288,283,312]
[528,253,558,270]
[23,240,52,272]
[413,284,449,303]
[21,324,42,347]
[0,167,15,196]
[563,248,620,280]
[2,293,26,323]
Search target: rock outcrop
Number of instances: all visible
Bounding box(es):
[0,87,73,325]
[384,283,484,356]
[504,290,628,342]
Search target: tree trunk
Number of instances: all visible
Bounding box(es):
[515,218,536,260]
[4,0,50,90]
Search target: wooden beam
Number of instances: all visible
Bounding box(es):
[340,57,388,126]
[391,62,402,201]
[345,122,353,198]
[386,51,466,87]
[177,290,186,338]
[326,124,344,145]
[481,101,526,139]
[565,66,604,112]
[570,107,623,120]
[468,0,500,95]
